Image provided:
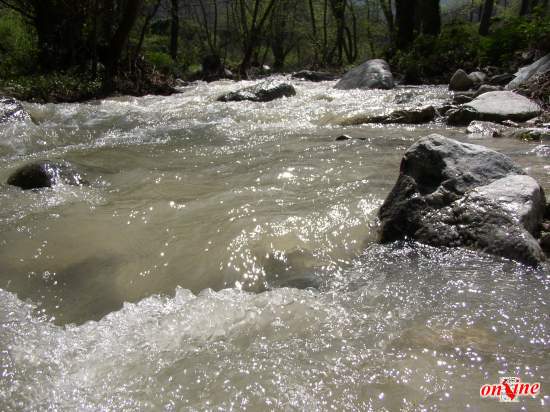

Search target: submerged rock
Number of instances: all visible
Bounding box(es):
[447,91,541,125]
[334,59,394,90]
[7,161,86,190]
[506,53,550,90]
[505,127,550,141]
[0,96,30,123]
[378,135,546,266]
[449,69,474,91]
[217,80,296,102]
[291,70,338,82]
[466,121,506,137]
[341,106,436,126]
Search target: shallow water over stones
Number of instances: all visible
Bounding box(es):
[0,77,548,411]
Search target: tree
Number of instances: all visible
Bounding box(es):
[419,0,441,36]
[170,0,179,60]
[395,0,417,49]
[479,0,494,35]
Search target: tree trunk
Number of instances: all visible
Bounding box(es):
[104,0,144,91]
[519,0,530,15]
[479,0,494,36]
[170,0,179,60]
[396,0,417,49]
[420,0,441,36]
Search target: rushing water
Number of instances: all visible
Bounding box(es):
[0,77,549,411]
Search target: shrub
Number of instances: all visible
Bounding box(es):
[0,10,38,78]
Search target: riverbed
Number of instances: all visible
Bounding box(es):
[1,77,549,410]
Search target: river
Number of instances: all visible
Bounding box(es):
[0,77,549,410]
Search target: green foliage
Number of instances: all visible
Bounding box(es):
[0,72,103,103]
[0,10,38,78]
[144,51,177,75]
[392,24,480,82]
[480,13,550,66]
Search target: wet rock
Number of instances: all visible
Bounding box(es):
[474,84,503,97]
[468,71,487,85]
[334,59,394,90]
[506,53,550,90]
[436,105,455,116]
[335,134,352,141]
[341,106,436,126]
[378,134,546,266]
[489,73,515,85]
[531,145,550,157]
[505,127,550,141]
[446,106,479,126]
[291,70,338,82]
[448,91,541,125]
[501,120,520,128]
[452,94,474,105]
[217,80,296,102]
[449,69,474,91]
[0,96,30,123]
[466,121,506,137]
[7,161,86,190]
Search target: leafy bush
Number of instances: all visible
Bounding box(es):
[480,13,550,67]
[0,10,38,78]
[392,23,480,83]
[0,72,103,103]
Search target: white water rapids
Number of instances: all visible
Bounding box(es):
[0,77,549,410]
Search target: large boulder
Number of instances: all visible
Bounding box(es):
[506,53,550,90]
[217,80,296,102]
[447,91,541,125]
[378,135,546,266]
[0,96,30,123]
[334,59,394,90]
[291,70,338,82]
[7,161,86,190]
[449,69,474,91]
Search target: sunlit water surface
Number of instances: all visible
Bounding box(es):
[0,77,549,410]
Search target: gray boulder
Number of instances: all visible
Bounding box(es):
[449,69,474,91]
[378,135,546,266]
[217,80,296,102]
[7,161,86,190]
[334,59,394,90]
[0,96,30,123]
[447,91,541,125]
[506,53,550,90]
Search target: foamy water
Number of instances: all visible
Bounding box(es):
[0,77,548,410]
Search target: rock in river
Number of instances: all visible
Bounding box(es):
[447,91,541,125]
[7,161,86,190]
[341,106,436,126]
[449,69,474,91]
[378,135,546,266]
[506,53,550,90]
[334,59,394,90]
[291,70,338,82]
[217,80,296,102]
[0,96,30,123]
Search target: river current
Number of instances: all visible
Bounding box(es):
[0,77,549,410]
